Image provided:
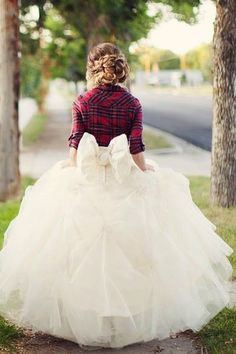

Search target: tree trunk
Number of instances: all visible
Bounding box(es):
[211,0,236,207]
[0,0,20,201]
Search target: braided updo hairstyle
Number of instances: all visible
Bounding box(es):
[86,43,129,87]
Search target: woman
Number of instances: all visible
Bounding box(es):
[0,42,233,349]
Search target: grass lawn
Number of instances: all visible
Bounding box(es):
[199,308,236,354]
[143,129,172,150]
[22,112,48,146]
[189,176,236,354]
[0,176,35,249]
[0,176,235,352]
[189,176,236,278]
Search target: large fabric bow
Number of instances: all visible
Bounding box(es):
[76,133,134,183]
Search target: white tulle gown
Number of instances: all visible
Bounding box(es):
[0,132,233,348]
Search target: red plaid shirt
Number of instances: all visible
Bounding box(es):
[68,83,145,154]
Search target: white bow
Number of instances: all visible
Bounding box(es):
[76,133,133,183]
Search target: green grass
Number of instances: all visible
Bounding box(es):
[0,200,19,250]
[22,112,48,146]
[143,129,172,150]
[0,316,23,349]
[199,307,236,354]
[189,176,236,278]
[0,176,35,249]
[189,176,236,354]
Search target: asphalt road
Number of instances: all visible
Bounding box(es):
[133,87,213,151]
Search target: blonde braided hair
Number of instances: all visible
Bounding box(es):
[86,43,129,87]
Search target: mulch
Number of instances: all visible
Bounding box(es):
[0,328,207,354]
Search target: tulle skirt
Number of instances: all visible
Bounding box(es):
[0,133,233,348]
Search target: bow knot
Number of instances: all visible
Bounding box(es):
[97,150,111,166]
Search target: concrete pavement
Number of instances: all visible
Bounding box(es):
[19,98,38,131]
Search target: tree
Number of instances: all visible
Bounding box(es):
[20,0,201,87]
[0,0,20,201]
[159,0,200,22]
[158,49,180,70]
[211,0,236,207]
[50,0,159,54]
[20,2,46,101]
[21,1,51,111]
[44,9,86,92]
[50,0,201,53]
[20,54,42,99]
[134,45,180,71]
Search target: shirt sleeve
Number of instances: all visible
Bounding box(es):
[129,99,145,154]
[68,97,85,150]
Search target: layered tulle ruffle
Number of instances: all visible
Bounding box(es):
[0,133,233,348]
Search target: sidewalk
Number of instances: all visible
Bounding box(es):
[19,108,70,178]
[20,90,71,178]
[19,98,38,132]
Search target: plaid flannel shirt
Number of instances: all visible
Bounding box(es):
[68,83,145,154]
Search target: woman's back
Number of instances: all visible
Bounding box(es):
[68,83,145,154]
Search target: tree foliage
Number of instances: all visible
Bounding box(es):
[44,10,86,83]
[50,0,159,53]
[21,54,41,98]
[134,45,180,71]
[158,49,180,70]
[20,1,47,99]
[158,0,201,22]
[185,44,213,82]
[20,0,202,98]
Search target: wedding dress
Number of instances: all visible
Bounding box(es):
[0,132,233,348]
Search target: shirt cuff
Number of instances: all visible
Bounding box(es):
[129,137,145,154]
[68,132,84,150]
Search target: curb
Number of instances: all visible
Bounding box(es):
[143,124,210,156]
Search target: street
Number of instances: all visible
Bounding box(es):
[133,86,213,151]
